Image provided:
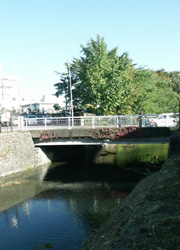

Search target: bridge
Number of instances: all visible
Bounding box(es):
[31,127,172,146]
[0,114,175,146]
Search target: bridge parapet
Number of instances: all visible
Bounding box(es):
[30,127,172,146]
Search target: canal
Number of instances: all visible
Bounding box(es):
[0,143,168,250]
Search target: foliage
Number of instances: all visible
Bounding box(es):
[131,68,179,114]
[89,127,144,140]
[71,35,134,115]
[156,69,180,94]
[53,103,61,111]
[34,243,53,249]
[39,132,57,141]
[169,71,180,94]
[54,35,180,115]
[54,67,79,109]
[31,108,39,114]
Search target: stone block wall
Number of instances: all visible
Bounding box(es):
[0,132,50,177]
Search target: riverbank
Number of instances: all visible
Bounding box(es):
[82,130,180,250]
[0,132,50,177]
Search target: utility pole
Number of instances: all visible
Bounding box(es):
[66,61,74,126]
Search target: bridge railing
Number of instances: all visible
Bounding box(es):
[18,114,157,131]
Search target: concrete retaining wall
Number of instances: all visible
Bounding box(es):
[0,132,51,177]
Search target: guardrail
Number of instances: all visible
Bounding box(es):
[19,115,157,131]
[1,113,178,133]
[4,114,177,132]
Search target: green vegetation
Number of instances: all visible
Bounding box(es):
[54,34,180,115]
[0,147,10,158]
[34,243,53,249]
[53,103,61,111]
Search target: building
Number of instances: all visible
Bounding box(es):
[21,101,57,114]
[0,65,63,114]
[0,65,22,112]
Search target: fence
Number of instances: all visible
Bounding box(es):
[0,114,158,132]
[22,115,141,130]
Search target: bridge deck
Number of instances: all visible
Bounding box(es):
[30,127,172,146]
[34,137,170,146]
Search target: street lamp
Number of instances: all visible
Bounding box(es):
[66,61,74,126]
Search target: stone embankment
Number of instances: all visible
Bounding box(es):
[0,131,50,177]
[82,130,180,250]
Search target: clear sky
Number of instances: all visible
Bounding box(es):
[0,0,179,103]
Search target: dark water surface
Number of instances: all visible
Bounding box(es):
[0,143,169,250]
[0,164,134,250]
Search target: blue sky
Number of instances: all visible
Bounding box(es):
[0,0,179,103]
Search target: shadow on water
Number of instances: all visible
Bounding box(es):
[43,143,169,188]
[44,161,144,184]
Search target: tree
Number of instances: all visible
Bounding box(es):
[131,68,179,114]
[54,65,80,114]
[54,35,180,115]
[53,103,61,111]
[54,72,69,110]
[169,71,180,94]
[71,35,134,115]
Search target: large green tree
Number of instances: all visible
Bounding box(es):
[71,35,134,115]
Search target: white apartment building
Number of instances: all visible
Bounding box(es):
[0,66,22,112]
[0,65,63,114]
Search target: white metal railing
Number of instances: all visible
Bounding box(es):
[17,114,158,131]
[0,113,178,133]
[2,113,179,132]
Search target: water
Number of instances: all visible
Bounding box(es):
[0,188,94,250]
[0,143,169,250]
[0,163,136,250]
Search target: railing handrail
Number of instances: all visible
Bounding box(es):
[23,114,158,119]
[20,114,159,131]
[0,113,178,132]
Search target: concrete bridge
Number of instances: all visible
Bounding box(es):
[30,127,172,146]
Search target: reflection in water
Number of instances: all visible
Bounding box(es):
[115,143,168,167]
[22,201,32,217]
[0,143,168,250]
[0,165,135,250]
[94,143,169,171]
[10,214,18,229]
